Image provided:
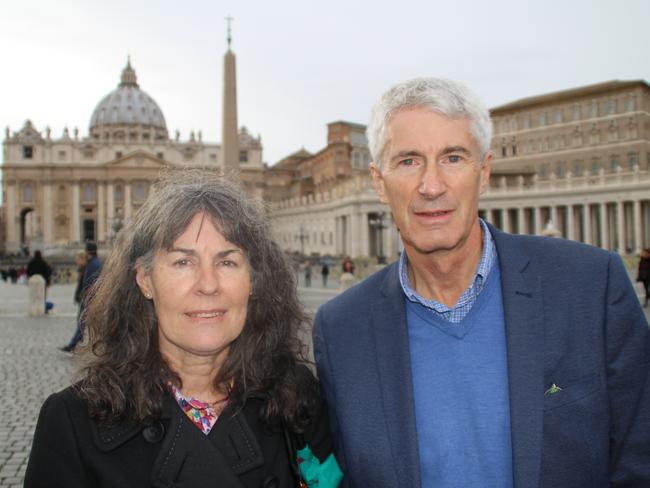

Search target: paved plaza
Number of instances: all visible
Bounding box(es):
[0,278,338,488]
[0,272,648,487]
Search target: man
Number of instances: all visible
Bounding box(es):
[313,78,650,487]
[60,241,103,352]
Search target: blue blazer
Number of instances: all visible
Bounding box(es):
[313,225,650,487]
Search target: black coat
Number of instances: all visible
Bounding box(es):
[25,385,335,488]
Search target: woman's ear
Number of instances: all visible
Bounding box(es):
[135,265,153,300]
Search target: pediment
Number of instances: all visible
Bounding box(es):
[106,150,169,168]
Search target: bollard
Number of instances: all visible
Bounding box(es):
[339,272,356,292]
[28,274,46,316]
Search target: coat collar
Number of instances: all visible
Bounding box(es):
[371,261,422,488]
[92,395,265,487]
[487,223,544,488]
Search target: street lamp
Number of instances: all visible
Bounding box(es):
[368,212,388,264]
[295,225,308,255]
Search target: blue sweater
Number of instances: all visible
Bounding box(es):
[407,263,513,487]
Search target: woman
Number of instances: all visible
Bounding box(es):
[25,170,342,488]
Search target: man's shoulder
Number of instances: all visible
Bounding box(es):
[494,230,613,269]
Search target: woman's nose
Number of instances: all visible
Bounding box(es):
[196,264,220,295]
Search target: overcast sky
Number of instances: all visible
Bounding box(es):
[2,0,649,167]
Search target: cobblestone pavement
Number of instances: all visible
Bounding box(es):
[1,272,647,488]
[0,282,79,488]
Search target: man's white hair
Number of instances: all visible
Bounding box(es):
[366,77,493,168]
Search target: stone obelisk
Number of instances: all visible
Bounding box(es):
[222,16,239,176]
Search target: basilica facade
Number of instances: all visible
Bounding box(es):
[2,57,263,255]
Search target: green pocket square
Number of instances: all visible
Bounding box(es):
[544,383,563,396]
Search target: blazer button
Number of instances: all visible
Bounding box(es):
[261,475,279,488]
[142,421,165,443]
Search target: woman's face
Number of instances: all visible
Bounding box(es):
[136,212,251,365]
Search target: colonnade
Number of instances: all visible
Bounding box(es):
[481,198,650,254]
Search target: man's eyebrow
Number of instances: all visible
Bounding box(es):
[390,149,424,162]
[440,145,472,156]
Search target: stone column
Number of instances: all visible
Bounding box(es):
[551,206,559,232]
[107,181,115,238]
[517,207,526,235]
[634,199,642,254]
[482,208,491,224]
[599,202,608,250]
[567,204,575,241]
[6,182,18,251]
[42,181,53,243]
[97,182,105,242]
[124,182,132,220]
[385,217,396,259]
[350,211,361,258]
[503,208,511,233]
[360,212,369,258]
[72,182,80,243]
[616,201,625,254]
[534,207,542,235]
[584,205,592,245]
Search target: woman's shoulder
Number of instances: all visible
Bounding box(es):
[39,385,86,416]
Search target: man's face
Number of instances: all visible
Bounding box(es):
[370,107,491,258]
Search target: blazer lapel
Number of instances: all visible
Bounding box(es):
[370,262,421,488]
[491,226,544,488]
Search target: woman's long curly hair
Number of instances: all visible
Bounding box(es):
[77,169,316,431]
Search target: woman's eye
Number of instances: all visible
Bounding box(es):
[173,259,191,267]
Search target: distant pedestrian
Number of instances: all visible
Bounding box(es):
[342,256,355,274]
[27,251,53,312]
[638,248,650,307]
[27,250,52,287]
[8,267,18,283]
[321,262,330,287]
[60,242,103,352]
[304,261,312,287]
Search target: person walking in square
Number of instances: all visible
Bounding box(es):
[321,262,330,288]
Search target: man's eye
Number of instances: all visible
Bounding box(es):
[448,155,462,163]
[400,158,415,166]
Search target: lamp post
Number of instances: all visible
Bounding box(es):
[295,225,308,255]
[368,212,388,264]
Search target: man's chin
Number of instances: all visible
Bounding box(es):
[404,239,457,256]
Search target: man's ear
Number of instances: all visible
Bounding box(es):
[369,162,389,203]
[135,264,153,299]
[479,151,492,195]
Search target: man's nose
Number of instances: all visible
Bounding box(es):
[418,162,446,198]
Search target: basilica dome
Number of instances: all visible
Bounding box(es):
[89,59,168,140]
